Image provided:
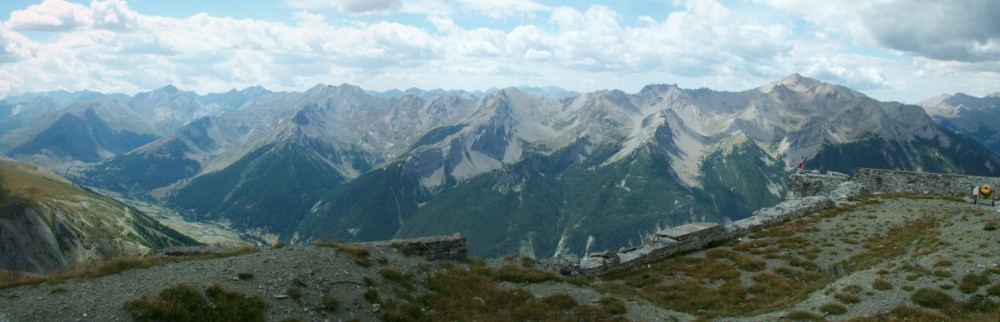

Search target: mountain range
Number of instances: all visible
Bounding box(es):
[919,91,1000,155]
[3,74,999,258]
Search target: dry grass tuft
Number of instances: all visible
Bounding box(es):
[786,310,825,321]
[872,278,893,290]
[821,302,848,315]
[123,283,266,322]
[382,263,627,322]
[911,287,953,309]
[960,273,991,294]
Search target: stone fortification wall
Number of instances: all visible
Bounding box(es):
[162,234,469,262]
[369,234,467,261]
[856,168,1000,196]
[787,171,850,199]
[578,194,838,276]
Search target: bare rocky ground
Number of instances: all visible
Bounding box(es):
[734,196,1000,321]
[0,241,675,321]
[2,194,999,321]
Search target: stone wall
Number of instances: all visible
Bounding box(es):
[786,171,850,199]
[855,168,1000,196]
[577,195,835,276]
[369,234,467,261]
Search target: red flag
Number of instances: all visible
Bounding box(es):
[798,162,803,170]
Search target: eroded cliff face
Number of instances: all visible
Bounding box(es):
[0,205,69,272]
[0,201,175,273]
[0,159,198,274]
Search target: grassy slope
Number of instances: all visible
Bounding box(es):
[168,137,375,240]
[0,159,197,254]
[78,138,201,200]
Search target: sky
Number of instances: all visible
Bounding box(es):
[0,0,998,104]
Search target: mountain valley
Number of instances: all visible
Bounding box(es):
[3,75,1000,259]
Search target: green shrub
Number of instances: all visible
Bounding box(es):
[911,287,953,309]
[124,283,266,322]
[237,272,254,280]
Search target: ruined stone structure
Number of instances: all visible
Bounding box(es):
[370,234,467,261]
[787,170,850,199]
[855,168,1000,196]
[571,168,1000,276]
[160,234,469,262]
[577,194,834,275]
[649,222,722,243]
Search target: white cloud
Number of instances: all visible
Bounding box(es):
[523,48,550,60]
[90,0,139,31]
[5,0,92,31]
[338,0,402,13]
[458,0,552,19]
[864,1,1000,62]
[0,26,33,63]
[0,0,997,104]
[287,0,447,15]
[760,0,1000,63]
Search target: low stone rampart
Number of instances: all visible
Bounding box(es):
[369,234,467,261]
[787,171,850,199]
[578,194,836,276]
[855,168,1000,196]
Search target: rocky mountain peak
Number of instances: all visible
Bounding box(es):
[303,83,370,102]
[638,84,681,95]
[159,84,180,94]
[764,73,822,94]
